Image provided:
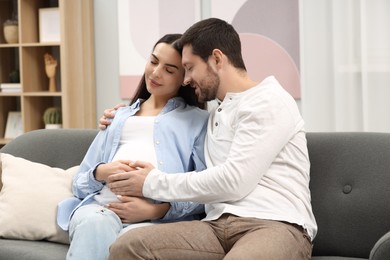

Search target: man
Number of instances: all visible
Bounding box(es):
[106,18,317,259]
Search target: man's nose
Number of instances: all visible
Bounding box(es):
[183,74,191,85]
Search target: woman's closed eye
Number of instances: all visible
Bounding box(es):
[166,67,174,74]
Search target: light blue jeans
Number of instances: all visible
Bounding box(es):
[66,203,156,260]
[66,203,122,260]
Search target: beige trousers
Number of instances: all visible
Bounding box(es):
[109,214,312,260]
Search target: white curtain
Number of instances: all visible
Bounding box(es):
[300,0,390,132]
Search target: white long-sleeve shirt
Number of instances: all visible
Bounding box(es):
[144,76,318,240]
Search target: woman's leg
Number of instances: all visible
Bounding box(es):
[67,204,122,260]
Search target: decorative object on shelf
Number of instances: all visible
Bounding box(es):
[43,107,62,129]
[39,7,60,43]
[0,70,21,93]
[9,69,20,83]
[44,53,57,92]
[4,111,23,139]
[3,19,18,44]
[0,83,21,93]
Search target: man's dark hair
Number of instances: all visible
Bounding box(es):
[177,18,246,71]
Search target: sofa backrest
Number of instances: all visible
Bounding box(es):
[2,129,389,258]
[0,129,98,169]
[307,132,390,258]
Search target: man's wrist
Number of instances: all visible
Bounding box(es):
[143,168,159,197]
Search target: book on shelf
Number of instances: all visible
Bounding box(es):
[0,83,21,93]
[4,111,23,139]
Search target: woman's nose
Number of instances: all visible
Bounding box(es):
[152,66,162,78]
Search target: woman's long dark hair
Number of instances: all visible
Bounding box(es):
[129,34,204,109]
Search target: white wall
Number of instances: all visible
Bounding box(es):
[300,0,390,132]
[94,0,123,125]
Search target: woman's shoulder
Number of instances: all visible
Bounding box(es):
[113,105,132,117]
[181,104,209,119]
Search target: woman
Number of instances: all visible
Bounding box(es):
[57,34,209,260]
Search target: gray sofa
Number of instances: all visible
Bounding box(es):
[0,129,389,260]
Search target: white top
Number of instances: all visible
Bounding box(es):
[112,116,157,164]
[144,76,318,240]
[95,116,157,205]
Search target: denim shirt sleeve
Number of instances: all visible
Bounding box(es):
[72,105,136,199]
[159,109,208,221]
[72,130,109,199]
[159,198,205,222]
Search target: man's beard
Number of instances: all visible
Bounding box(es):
[197,65,220,102]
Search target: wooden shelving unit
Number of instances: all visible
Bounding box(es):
[0,0,96,146]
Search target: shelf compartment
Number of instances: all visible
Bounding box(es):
[22,95,61,131]
[20,45,61,92]
[19,0,59,44]
[0,47,19,85]
[0,0,18,45]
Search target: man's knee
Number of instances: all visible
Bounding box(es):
[109,231,140,259]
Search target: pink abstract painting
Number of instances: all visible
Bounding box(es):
[118,0,300,99]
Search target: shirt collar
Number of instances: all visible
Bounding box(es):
[130,97,185,115]
[161,97,185,114]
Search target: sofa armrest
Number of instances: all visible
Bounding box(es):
[370,231,390,260]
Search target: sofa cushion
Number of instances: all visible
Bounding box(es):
[307,132,390,258]
[0,153,78,244]
[0,239,68,260]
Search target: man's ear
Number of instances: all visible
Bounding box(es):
[212,49,223,65]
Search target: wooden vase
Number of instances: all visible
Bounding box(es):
[3,25,18,44]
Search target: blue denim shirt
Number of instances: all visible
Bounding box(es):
[57,97,209,230]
